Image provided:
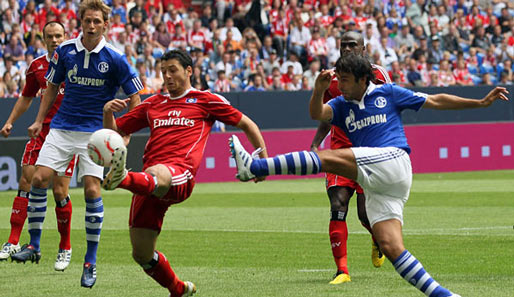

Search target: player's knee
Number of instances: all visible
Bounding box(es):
[52,186,68,201]
[376,237,403,260]
[18,175,32,192]
[31,171,51,188]
[84,186,101,199]
[328,187,352,211]
[145,165,172,197]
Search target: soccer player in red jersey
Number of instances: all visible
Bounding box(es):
[101,49,268,297]
[0,21,76,271]
[310,31,392,284]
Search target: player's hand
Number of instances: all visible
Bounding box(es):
[0,123,13,138]
[104,98,130,113]
[314,69,334,93]
[27,122,42,138]
[253,176,266,183]
[480,87,509,107]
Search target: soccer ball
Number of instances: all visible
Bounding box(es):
[87,129,125,167]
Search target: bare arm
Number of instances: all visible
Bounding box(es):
[103,98,130,134]
[423,87,509,110]
[27,82,59,138]
[309,69,334,121]
[1,95,34,138]
[310,121,331,151]
[127,93,141,111]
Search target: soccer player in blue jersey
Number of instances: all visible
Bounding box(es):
[11,0,142,288]
[230,53,509,297]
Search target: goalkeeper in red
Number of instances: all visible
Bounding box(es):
[101,49,268,297]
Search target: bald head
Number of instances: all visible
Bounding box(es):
[340,31,365,56]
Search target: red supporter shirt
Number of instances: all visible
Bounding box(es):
[115,89,243,174]
[22,54,65,125]
[323,64,391,148]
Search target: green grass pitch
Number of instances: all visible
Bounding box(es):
[1,170,513,297]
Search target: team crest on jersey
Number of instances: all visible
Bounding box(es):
[98,62,109,73]
[186,98,197,103]
[51,51,59,64]
[374,97,387,108]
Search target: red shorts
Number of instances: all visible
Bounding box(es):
[325,173,363,194]
[129,164,195,232]
[21,125,76,177]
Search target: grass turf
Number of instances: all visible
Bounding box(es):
[0,170,513,297]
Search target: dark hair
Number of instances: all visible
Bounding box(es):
[335,53,375,84]
[161,50,193,70]
[42,21,65,37]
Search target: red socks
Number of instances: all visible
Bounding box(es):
[144,251,184,296]
[329,220,349,274]
[55,198,72,250]
[119,172,156,195]
[8,196,29,244]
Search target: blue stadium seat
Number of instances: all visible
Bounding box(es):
[468,64,478,75]
[471,75,482,85]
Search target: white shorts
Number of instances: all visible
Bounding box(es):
[350,147,412,227]
[36,129,104,180]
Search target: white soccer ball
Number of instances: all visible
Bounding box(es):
[87,128,125,167]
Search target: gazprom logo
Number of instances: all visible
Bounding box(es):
[186,98,197,103]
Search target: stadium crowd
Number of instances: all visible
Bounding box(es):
[0,0,513,98]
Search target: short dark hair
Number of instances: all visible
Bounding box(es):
[161,50,193,70]
[42,21,65,37]
[335,53,375,84]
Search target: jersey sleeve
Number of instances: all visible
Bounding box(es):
[115,54,143,96]
[390,84,427,112]
[21,62,41,97]
[45,47,66,84]
[327,96,346,128]
[205,93,243,126]
[116,100,150,135]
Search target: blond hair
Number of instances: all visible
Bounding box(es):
[78,0,111,21]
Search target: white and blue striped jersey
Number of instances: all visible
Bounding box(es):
[45,34,143,132]
[328,83,427,154]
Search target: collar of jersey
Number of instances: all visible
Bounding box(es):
[168,87,194,100]
[75,33,107,54]
[347,82,377,109]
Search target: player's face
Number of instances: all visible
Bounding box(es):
[336,71,366,101]
[161,58,192,96]
[340,38,364,57]
[81,9,108,42]
[43,24,65,53]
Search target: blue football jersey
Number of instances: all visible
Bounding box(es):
[45,34,143,132]
[328,83,427,153]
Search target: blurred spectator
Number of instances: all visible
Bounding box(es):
[111,0,127,24]
[453,59,474,86]
[406,58,423,86]
[200,4,212,28]
[499,70,513,85]
[215,0,235,23]
[129,0,148,24]
[149,59,165,91]
[110,13,126,42]
[289,17,311,64]
[481,72,494,85]
[4,35,25,62]
[427,35,443,64]
[438,60,456,87]
[219,18,242,42]
[442,24,463,54]
[169,23,187,51]
[471,26,491,54]
[60,0,77,23]
[215,51,233,77]
[270,8,288,58]
[261,48,280,75]
[285,74,302,91]
[412,36,428,61]
[303,58,320,90]
[214,70,231,92]
[259,35,274,60]
[244,73,266,91]
[223,30,243,52]
[307,26,328,69]
[301,76,311,90]
[280,52,303,76]
[490,25,504,47]
[35,0,59,30]
[151,22,171,53]
[377,36,398,69]
[498,7,512,33]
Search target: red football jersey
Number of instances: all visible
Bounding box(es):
[323,64,391,149]
[116,89,243,174]
[21,54,65,125]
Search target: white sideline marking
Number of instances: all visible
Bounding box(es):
[167,226,511,236]
[297,269,332,273]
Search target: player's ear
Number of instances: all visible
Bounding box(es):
[186,65,193,76]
